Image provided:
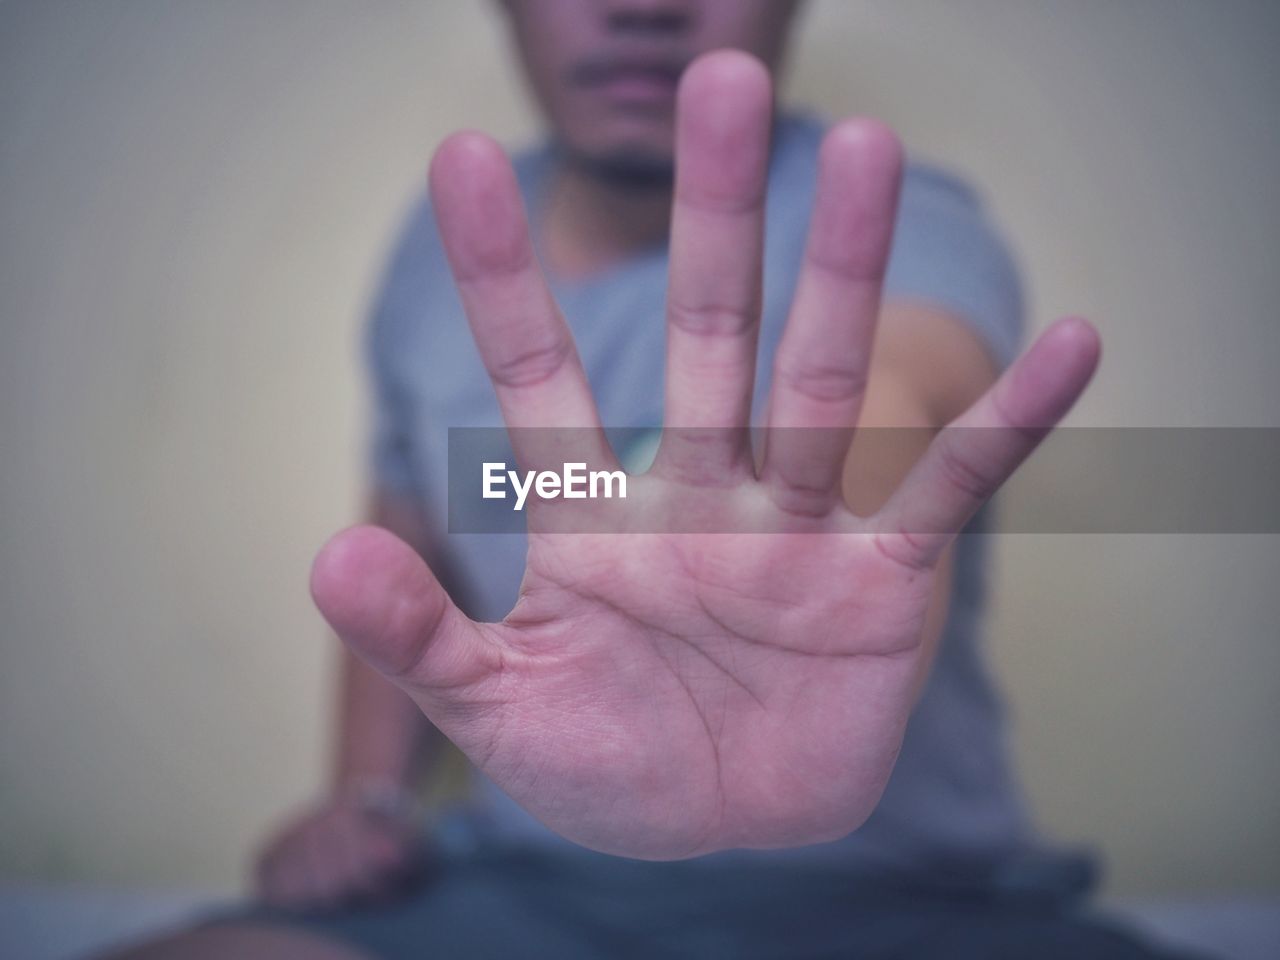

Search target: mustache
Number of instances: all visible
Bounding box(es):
[566,55,690,88]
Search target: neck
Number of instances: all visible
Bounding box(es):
[540,158,673,282]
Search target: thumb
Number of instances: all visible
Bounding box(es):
[310,525,492,694]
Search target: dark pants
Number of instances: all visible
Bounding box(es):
[216,845,1210,960]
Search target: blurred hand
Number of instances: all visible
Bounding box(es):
[310,51,1100,860]
[254,789,425,910]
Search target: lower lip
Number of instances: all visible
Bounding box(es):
[594,74,678,105]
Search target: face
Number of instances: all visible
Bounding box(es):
[500,0,804,183]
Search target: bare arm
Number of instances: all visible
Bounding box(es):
[255,492,471,908]
[843,301,1000,697]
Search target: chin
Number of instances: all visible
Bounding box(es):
[568,142,675,189]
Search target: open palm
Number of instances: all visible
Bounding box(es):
[311,52,1100,860]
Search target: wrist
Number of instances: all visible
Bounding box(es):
[335,776,424,825]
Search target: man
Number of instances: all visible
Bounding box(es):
[114,1,1195,957]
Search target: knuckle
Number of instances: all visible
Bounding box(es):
[488,336,571,389]
[935,438,999,502]
[667,300,756,338]
[871,528,933,572]
[768,476,836,519]
[677,185,764,218]
[807,248,887,286]
[992,389,1051,444]
[775,358,868,404]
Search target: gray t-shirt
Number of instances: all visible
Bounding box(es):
[367,115,1083,890]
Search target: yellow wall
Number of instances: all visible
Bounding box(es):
[1,1,1277,896]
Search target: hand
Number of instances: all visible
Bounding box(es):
[310,51,1100,860]
[254,788,425,909]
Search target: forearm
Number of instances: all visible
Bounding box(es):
[332,646,441,790]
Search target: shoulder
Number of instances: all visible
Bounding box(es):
[371,192,441,326]
[770,111,991,214]
[889,161,1026,371]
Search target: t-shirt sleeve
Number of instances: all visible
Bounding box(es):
[364,200,432,498]
[365,305,417,496]
[884,166,1025,370]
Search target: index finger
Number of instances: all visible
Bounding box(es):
[429,132,613,472]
